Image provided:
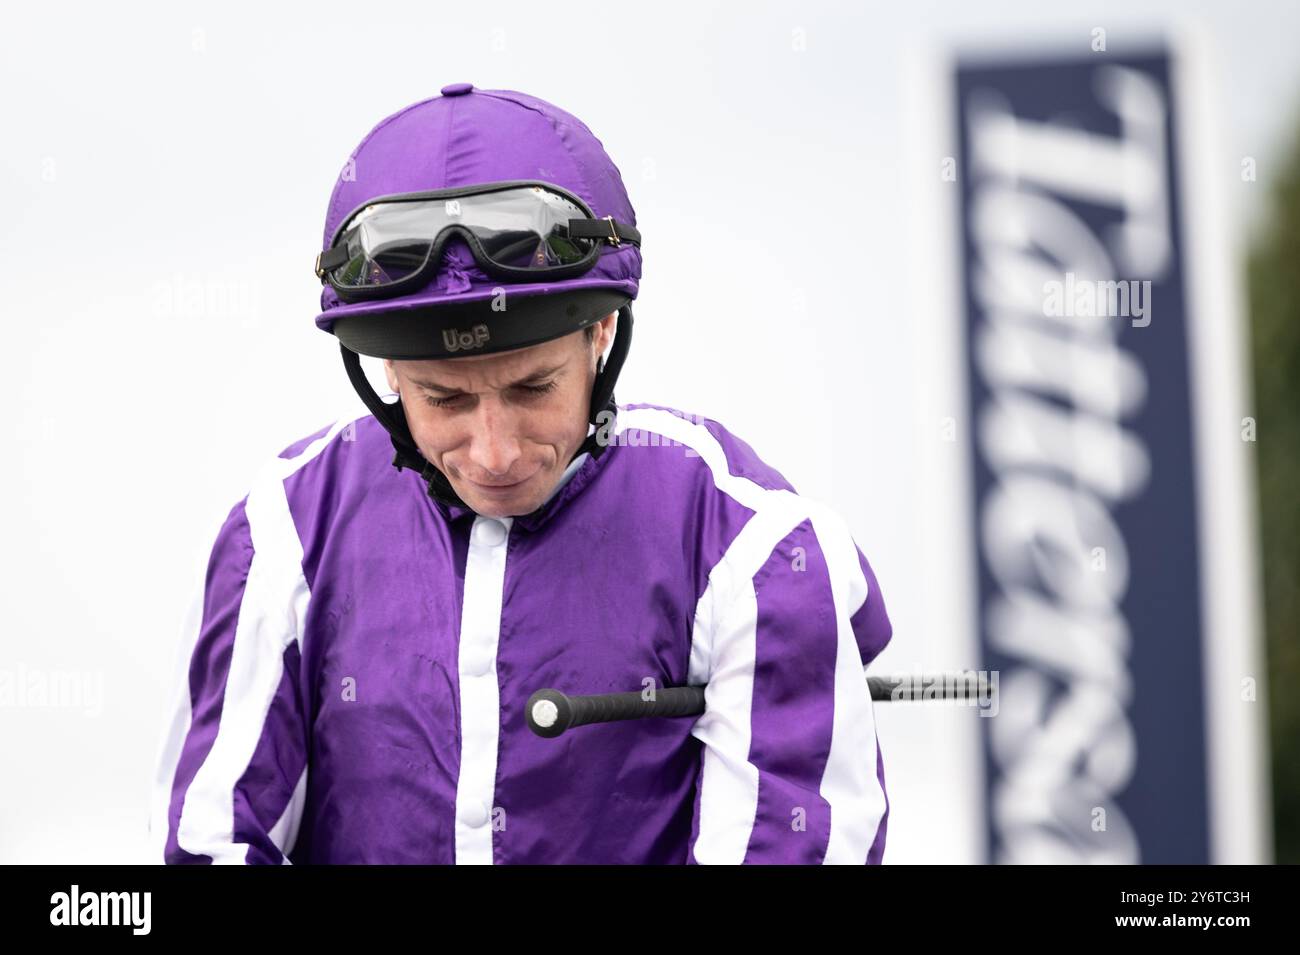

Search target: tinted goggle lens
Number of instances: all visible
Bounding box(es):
[326,185,596,290]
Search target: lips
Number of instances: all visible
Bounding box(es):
[470,476,528,491]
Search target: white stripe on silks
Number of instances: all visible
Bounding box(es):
[807,503,888,864]
[269,765,309,864]
[847,548,871,618]
[454,514,514,865]
[175,411,364,864]
[148,581,205,862]
[692,572,759,863]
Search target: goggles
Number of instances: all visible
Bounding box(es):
[315,179,641,304]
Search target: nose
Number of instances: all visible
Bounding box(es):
[466,397,522,480]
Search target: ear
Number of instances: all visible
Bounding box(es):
[593,310,618,356]
[383,359,400,395]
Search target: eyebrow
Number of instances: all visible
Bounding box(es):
[408,362,566,395]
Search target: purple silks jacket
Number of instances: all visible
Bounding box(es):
[150,402,893,864]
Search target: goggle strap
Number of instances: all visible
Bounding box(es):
[566,217,641,247]
[316,244,352,277]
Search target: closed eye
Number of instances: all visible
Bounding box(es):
[423,380,557,409]
[517,381,558,398]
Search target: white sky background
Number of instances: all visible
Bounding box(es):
[1,0,1295,863]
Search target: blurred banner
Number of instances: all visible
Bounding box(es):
[950,42,1269,863]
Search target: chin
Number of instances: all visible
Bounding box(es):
[458,481,542,518]
[467,498,516,518]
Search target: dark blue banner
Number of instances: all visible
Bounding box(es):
[954,48,1209,863]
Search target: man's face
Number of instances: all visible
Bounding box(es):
[384,312,616,518]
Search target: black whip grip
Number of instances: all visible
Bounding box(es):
[525,686,707,738]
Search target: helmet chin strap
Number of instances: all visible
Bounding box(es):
[339,303,634,514]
